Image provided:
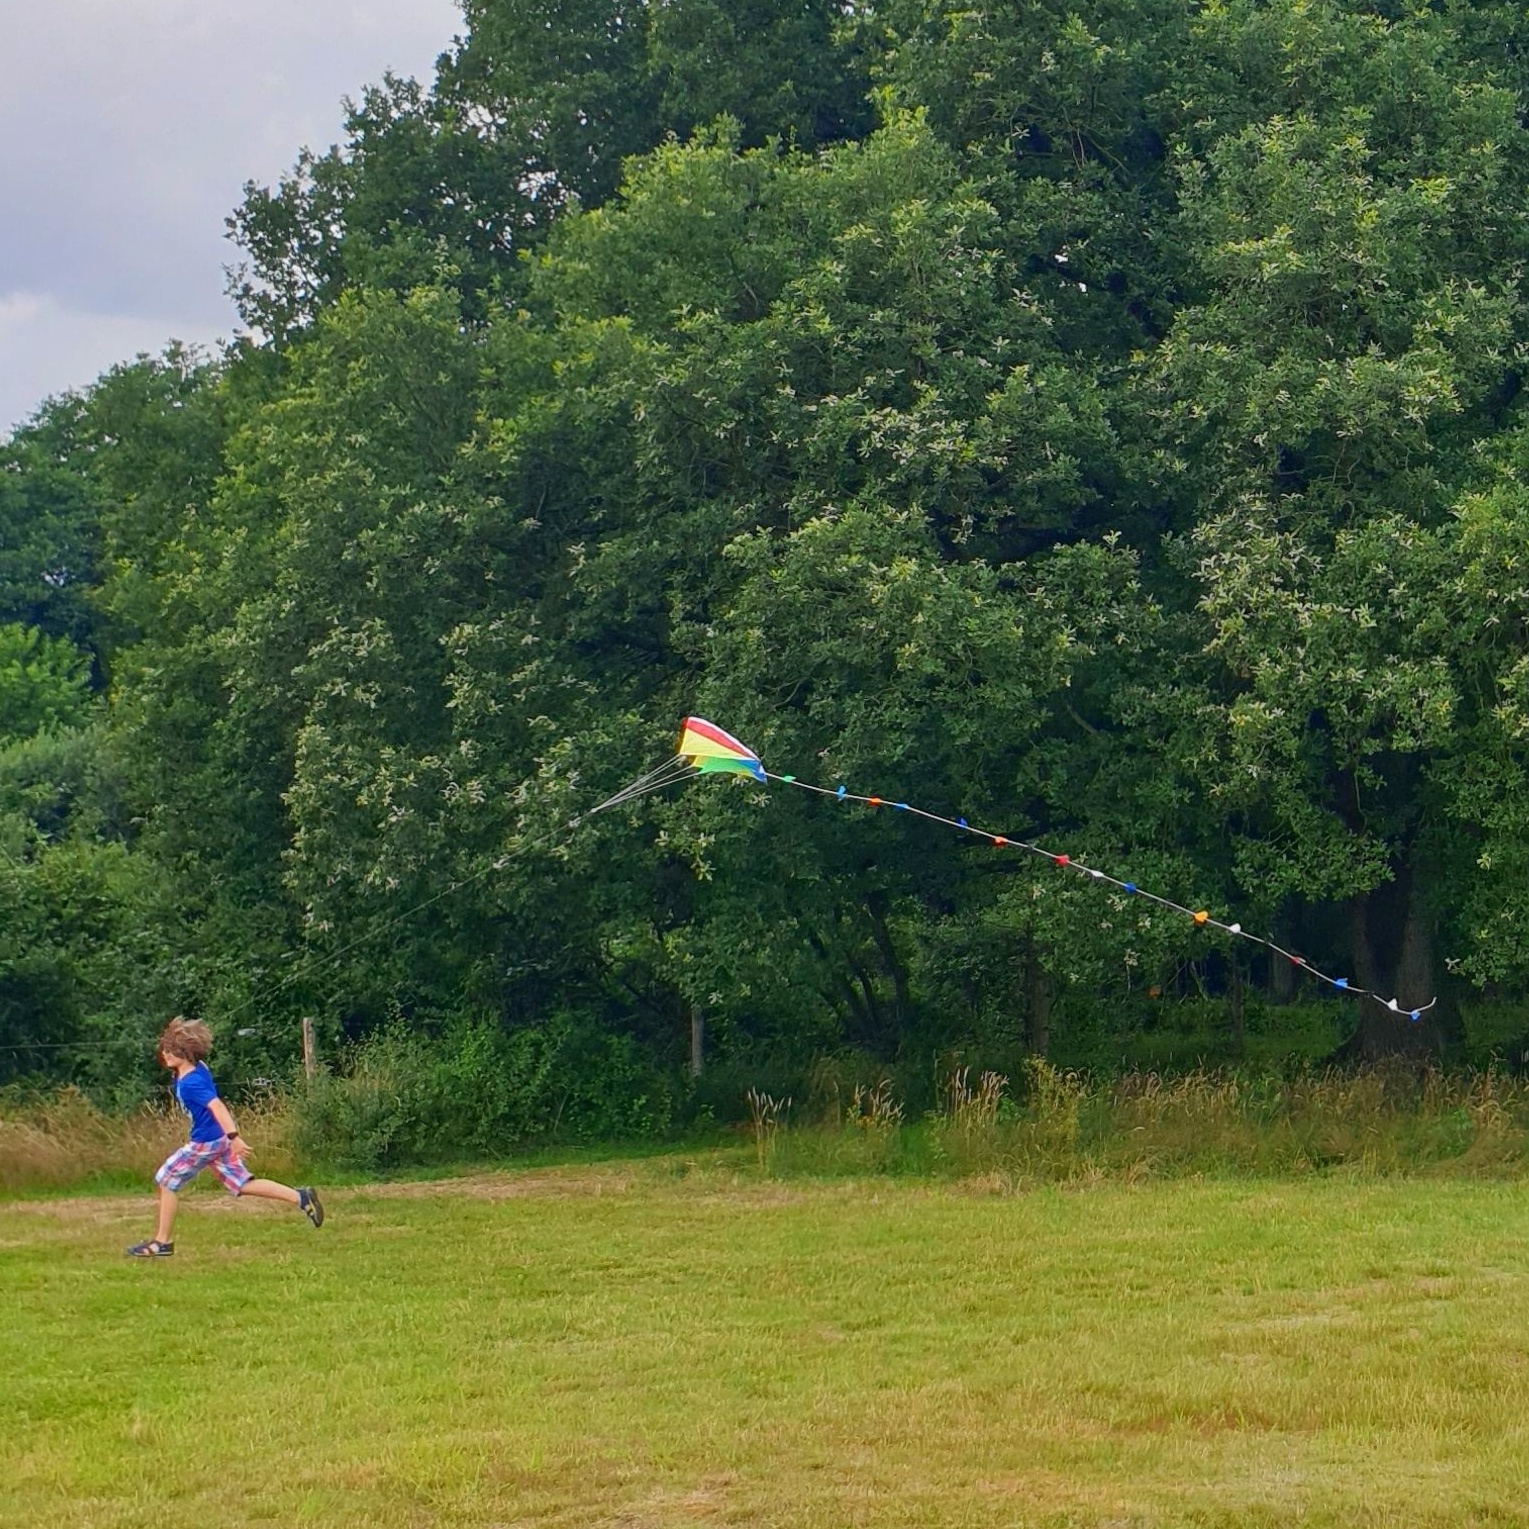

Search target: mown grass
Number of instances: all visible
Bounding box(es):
[4,1161,1529,1527]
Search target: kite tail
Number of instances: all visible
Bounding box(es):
[764,773,1438,1023]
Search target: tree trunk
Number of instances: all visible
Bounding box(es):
[849,956,891,1055]
[1341,867,1437,1060]
[1229,954,1244,1057]
[865,895,909,1037]
[1269,936,1295,1002]
[1025,936,1051,1058]
[1350,890,1381,996]
[808,928,877,1048]
[1397,893,1434,1016]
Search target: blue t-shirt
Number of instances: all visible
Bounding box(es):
[174,1063,225,1143]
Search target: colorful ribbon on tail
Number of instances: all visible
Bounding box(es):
[591,720,1438,1021]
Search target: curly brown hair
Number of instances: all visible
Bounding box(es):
[158,1016,213,1065]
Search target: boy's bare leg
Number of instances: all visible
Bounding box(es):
[239,1176,324,1227]
[239,1178,301,1206]
[155,1186,178,1244]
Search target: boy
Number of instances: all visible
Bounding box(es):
[127,1016,324,1258]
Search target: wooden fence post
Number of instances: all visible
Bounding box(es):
[301,1016,316,1082]
[689,1007,704,1078]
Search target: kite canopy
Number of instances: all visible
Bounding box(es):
[677,717,766,778]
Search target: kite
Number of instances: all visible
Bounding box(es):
[589,717,765,815]
[591,717,1438,1022]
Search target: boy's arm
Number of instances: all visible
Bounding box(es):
[209,1096,246,1157]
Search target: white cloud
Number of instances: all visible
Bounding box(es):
[0,0,462,428]
[0,292,226,435]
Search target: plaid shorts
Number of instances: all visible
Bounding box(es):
[155,1138,251,1196]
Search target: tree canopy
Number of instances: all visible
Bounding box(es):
[8,0,1529,1103]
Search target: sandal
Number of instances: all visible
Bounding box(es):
[298,1188,324,1228]
[126,1239,174,1258]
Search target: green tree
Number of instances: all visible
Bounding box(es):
[0,401,102,648]
[229,0,873,341]
[21,0,1529,1098]
[0,625,92,740]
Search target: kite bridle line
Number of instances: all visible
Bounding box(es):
[587,755,698,815]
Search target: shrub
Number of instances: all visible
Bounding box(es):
[289,1015,676,1171]
[1459,1001,1529,1069]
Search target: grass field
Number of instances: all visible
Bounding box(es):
[4,1159,1529,1528]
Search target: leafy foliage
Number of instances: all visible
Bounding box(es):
[0,625,92,740]
[11,0,1529,1112]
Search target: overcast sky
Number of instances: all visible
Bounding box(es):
[0,0,463,435]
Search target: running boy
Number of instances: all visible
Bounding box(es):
[127,1016,324,1258]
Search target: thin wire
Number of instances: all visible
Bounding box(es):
[1,753,684,1058]
[218,750,699,1033]
[3,747,708,1060]
[217,855,520,1026]
[0,1038,139,1054]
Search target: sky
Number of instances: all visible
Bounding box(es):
[0,0,464,435]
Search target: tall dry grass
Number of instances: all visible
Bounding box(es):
[774,1063,1529,1183]
[0,1088,299,1194]
[8,1065,1529,1194]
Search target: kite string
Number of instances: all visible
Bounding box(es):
[0,823,573,1056]
[6,738,722,1060]
[763,772,1436,1021]
[6,742,699,1061]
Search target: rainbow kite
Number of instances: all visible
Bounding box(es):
[591,718,1437,1022]
[677,717,768,778]
[589,716,764,814]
